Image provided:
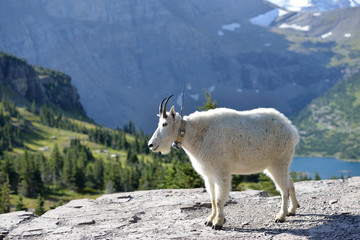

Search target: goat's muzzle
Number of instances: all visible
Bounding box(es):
[148,143,158,151]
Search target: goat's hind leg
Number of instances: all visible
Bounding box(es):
[204,177,216,227]
[287,178,300,216]
[212,174,231,230]
[265,167,290,223]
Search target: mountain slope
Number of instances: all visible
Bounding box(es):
[274,7,360,75]
[0,51,88,120]
[294,73,360,160]
[0,0,351,132]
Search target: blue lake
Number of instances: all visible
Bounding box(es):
[290,157,360,180]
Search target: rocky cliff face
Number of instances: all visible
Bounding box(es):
[1,0,354,132]
[0,52,87,119]
[1,177,359,239]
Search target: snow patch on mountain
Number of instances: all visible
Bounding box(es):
[250,0,360,29]
[208,85,215,93]
[266,0,360,12]
[222,23,241,31]
[189,94,199,101]
[250,8,289,27]
[217,23,240,36]
[279,23,310,31]
[321,31,333,39]
[350,0,360,6]
[267,0,313,12]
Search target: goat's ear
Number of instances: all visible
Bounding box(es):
[169,106,176,121]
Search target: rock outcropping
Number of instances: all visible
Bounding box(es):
[0,52,87,119]
[1,177,359,239]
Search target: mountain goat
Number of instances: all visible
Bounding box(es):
[148,95,300,230]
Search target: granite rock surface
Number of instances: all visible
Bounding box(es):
[1,177,359,239]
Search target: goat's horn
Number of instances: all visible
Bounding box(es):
[163,95,174,118]
[159,98,167,115]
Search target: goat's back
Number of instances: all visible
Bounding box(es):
[185,108,299,173]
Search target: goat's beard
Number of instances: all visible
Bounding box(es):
[160,149,171,155]
[160,145,171,155]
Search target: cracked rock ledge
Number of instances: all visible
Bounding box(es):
[1,177,359,239]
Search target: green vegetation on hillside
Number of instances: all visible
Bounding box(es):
[0,96,207,213]
[294,73,360,160]
[0,96,24,153]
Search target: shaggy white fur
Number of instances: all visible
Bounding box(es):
[149,106,300,230]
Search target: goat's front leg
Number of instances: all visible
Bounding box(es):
[204,178,216,227]
[212,174,231,230]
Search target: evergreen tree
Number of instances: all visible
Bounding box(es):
[134,136,140,153]
[49,144,62,187]
[121,133,129,149]
[0,179,11,213]
[18,149,44,197]
[198,91,217,111]
[124,121,136,134]
[37,153,51,187]
[104,160,123,192]
[18,149,31,197]
[171,161,203,189]
[257,173,279,196]
[62,151,76,189]
[93,158,104,189]
[31,100,37,114]
[2,96,18,117]
[15,195,27,211]
[34,194,46,216]
[126,149,138,165]
[232,175,245,191]
[75,149,86,190]
[0,154,19,192]
[49,202,57,210]
[85,158,104,190]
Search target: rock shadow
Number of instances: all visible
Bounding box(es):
[223,213,360,239]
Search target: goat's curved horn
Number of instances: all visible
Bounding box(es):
[159,98,167,115]
[163,95,174,118]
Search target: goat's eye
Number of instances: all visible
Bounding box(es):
[162,122,168,127]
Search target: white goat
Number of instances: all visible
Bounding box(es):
[148,95,300,230]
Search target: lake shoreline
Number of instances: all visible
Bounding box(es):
[294,154,360,162]
[291,156,360,180]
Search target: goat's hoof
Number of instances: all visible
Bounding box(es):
[204,221,212,227]
[287,212,295,216]
[212,224,223,230]
[275,218,285,223]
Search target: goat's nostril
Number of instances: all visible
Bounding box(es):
[148,144,153,148]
